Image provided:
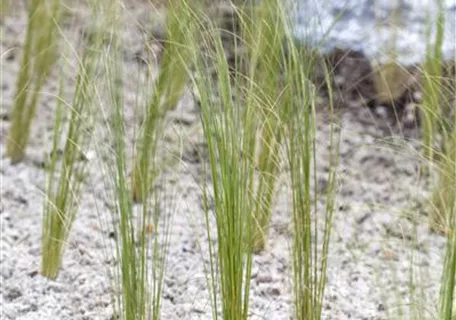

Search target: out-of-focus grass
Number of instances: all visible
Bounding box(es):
[427,61,456,235]
[102,1,151,316]
[421,2,445,165]
[420,1,456,235]
[430,137,456,234]
[379,2,456,318]
[436,57,456,320]
[238,0,287,253]
[7,0,60,163]
[438,141,456,320]
[1,0,10,17]
[41,0,101,280]
[283,33,338,320]
[131,0,195,202]
[100,1,173,319]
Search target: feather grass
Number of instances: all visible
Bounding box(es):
[7,0,60,163]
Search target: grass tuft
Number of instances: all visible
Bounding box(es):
[421,1,445,164]
[188,4,257,318]
[101,2,172,319]
[239,0,288,253]
[420,1,456,235]
[7,0,61,163]
[440,211,456,320]
[41,1,99,280]
[283,36,338,320]
[131,0,195,202]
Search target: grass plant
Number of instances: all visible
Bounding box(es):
[420,1,456,234]
[242,0,339,253]
[421,0,445,164]
[371,2,456,318]
[417,1,456,314]
[189,1,338,318]
[131,0,195,202]
[7,0,60,163]
[379,3,455,318]
[239,0,288,253]
[439,204,456,320]
[40,3,101,279]
[103,3,150,317]
[101,2,172,319]
[188,5,257,319]
[436,55,456,320]
[430,136,456,233]
[427,59,456,232]
[10,0,456,318]
[283,38,338,319]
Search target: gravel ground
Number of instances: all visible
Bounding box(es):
[0,1,453,319]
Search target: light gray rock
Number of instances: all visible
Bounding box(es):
[292,0,456,65]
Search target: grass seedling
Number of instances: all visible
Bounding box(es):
[7,0,60,163]
[41,77,65,279]
[41,13,100,279]
[241,0,337,253]
[188,6,257,319]
[237,0,288,253]
[438,137,456,320]
[439,196,456,320]
[420,1,456,232]
[189,1,338,317]
[436,50,456,320]
[101,2,172,319]
[428,59,456,231]
[421,0,445,164]
[103,4,147,318]
[283,39,338,320]
[430,135,456,232]
[104,11,146,320]
[131,0,195,202]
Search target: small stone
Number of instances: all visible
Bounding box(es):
[256,275,273,284]
[2,305,18,319]
[374,105,388,119]
[168,111,196,126]
[412,91,423,102]
[48,282,65,293]
[402,103,417,128]
[5,49,16,61]
[0,108,10,121]
[28,270,38,278]
[5,286,22,301]
[267,287,281,296]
